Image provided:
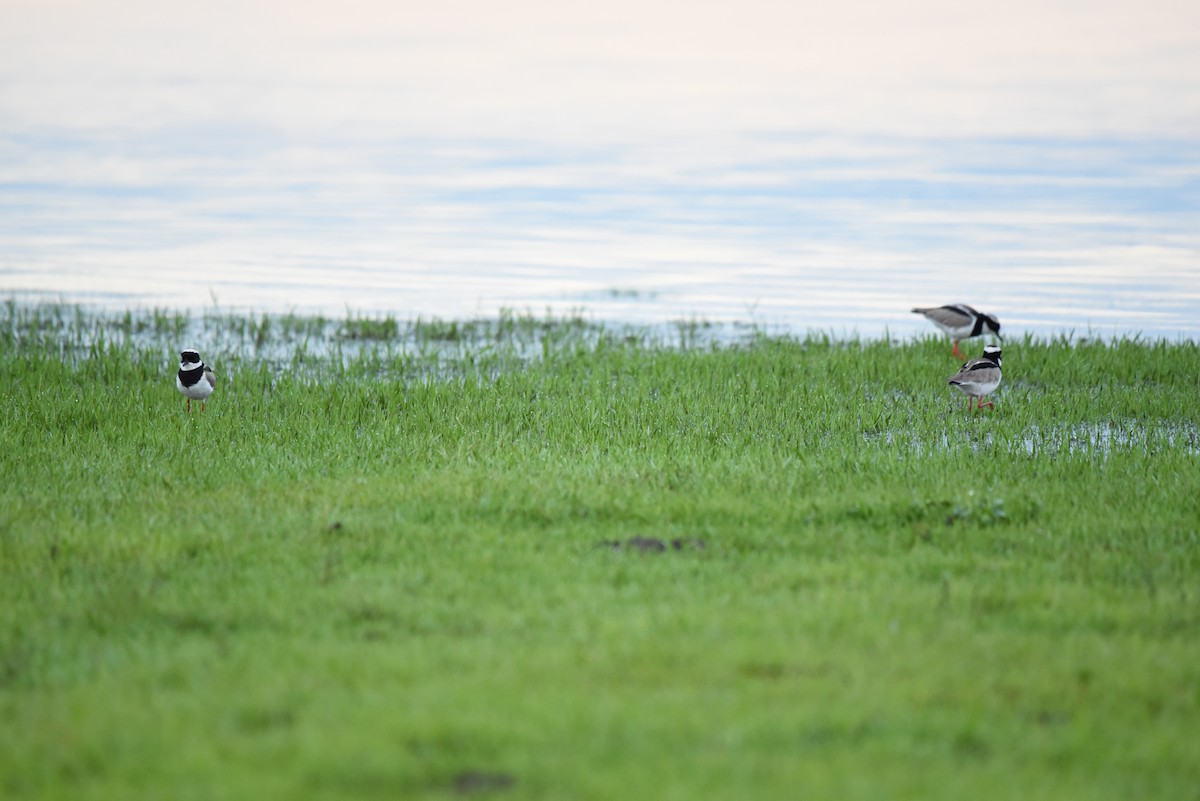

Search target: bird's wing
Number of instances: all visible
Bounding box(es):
[917,305,974,328]
[949,361,999,385]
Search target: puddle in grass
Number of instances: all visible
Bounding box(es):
[1019,421,1200,456]
[864,421,1200,456]
[4,302,583,359]
[2,301,781,382]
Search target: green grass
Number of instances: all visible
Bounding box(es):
[1,303,1198,800]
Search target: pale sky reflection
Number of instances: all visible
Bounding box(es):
[4,0,1200,139]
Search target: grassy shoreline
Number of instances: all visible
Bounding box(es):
[2,303,1198,799]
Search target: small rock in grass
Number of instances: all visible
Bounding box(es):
[453,770,515,794]
[600,536,706,553]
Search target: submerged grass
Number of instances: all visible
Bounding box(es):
[1,303,1198,800]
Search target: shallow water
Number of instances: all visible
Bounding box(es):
[863,420,1200,457]
[3,1,1199,340]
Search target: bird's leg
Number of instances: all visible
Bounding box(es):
[977,399,994,410]
[186,398,191,414]
[952,340,965,360]
[201,400,206,415]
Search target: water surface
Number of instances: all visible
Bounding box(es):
[2,0,1198,339]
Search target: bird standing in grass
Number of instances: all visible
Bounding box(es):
[176,348,217,413]
[948,345,1002,411]
[912,304,1002,359]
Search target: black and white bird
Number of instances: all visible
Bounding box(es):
[912,304,1002,360]
[948,345,1002,412]
[176,349,217,414]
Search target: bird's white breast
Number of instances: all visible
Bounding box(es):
[176,373,214,400]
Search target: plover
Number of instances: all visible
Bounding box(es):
[912,304,1002,359]
[176,349,217,414]
[948,345,1002,411]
